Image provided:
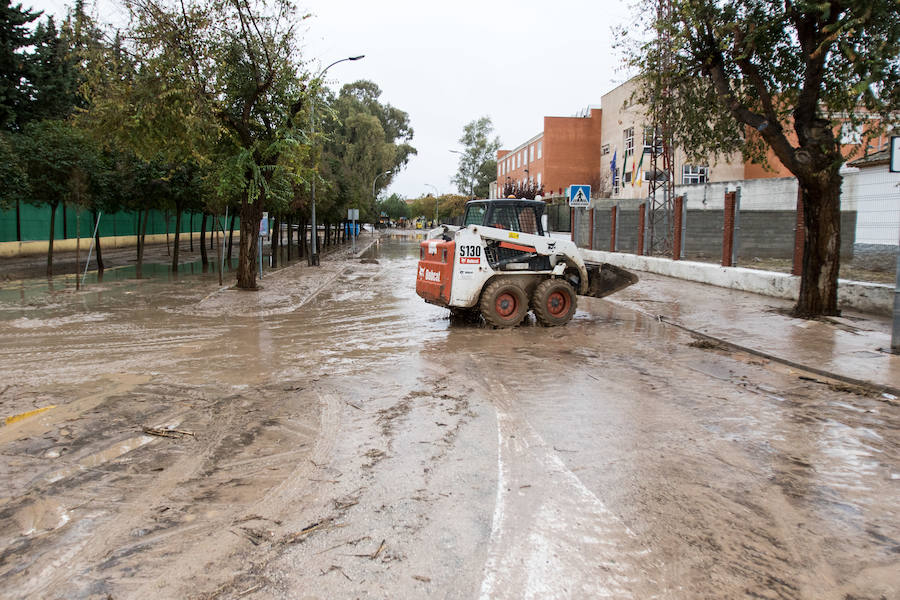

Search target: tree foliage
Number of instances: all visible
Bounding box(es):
[452,117,500,198]
[319,80,415,222]
[620,0,900,317]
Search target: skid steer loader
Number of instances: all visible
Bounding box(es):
[415,198,639,327]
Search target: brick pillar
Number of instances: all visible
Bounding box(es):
[673,195,684,261]
[588,207,594,250]
[637,203,646,256]
[610,205,617,252]
[722,191,736,267]
[792,185,805,276]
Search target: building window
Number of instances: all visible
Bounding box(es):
[537,172,541,187]
[624,171,632,184]
[601,144,610,156]
[521,150,525,165]
[537,141,542,159]
[516,153,520,168]
[643,126,661,153]
[682,164,709,184]
[624,127,634,156]
[530,145,534,161]
[840,122,863,145]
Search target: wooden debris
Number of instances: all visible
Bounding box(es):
[142,426,195,439]
[345,401,363,410]
[371,539,386,560]
[284,518,337,544]
[321,565,352,581]
[412,575,431,583]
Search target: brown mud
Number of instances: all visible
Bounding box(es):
[0,236,897,599]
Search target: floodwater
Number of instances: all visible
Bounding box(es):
[0,236,897,599]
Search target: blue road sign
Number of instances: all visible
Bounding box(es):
[568,185,591,207]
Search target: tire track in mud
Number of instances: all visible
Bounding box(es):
[469,362,660,600]
[0,379,325,600]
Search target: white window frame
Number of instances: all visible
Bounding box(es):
[624,127,634,156]
[682,164,709,184]
[530,145,534,161]
[537,141,542,159]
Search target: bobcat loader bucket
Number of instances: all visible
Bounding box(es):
[584,262,639,299]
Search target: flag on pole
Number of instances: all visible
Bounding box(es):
[621,148,629,188]
[610,148,617,188]
[634,150,645,188]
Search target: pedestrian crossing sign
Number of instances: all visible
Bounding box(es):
[568,185,591,207]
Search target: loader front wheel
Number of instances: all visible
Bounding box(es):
[532,278,577,326]
[480,278,528,328]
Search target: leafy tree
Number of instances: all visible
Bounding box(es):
[621,0,900,318]
[452,117,500,198]
[319,80,415,223]
[0,0,40,130]
[87,0,311,289]
[0,131,27,208]
[376,193,409,220]
[16,119,99,275]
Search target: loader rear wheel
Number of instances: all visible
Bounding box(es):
[480,278,528,328]
[532,278,577,327]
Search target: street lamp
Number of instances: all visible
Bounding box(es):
[449,149,475,199]
[309,54,365,265]
[364,169,392,249]
[425,184,439,224]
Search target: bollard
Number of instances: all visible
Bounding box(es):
[673,195,684,261]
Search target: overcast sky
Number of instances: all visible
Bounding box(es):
[28,0,638,198]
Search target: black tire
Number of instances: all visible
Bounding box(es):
[480,278,528,328]
[532,278,577,326]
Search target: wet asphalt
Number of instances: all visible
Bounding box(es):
[0,236,897,599]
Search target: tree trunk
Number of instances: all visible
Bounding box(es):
[165,209,170,256]
[172,206,182,272]
[794,172,842,317]
[287,215,292,261]
[271,214,279,268]
[299,218,306,258]
[47,201,58,277]
[137,208,149,279]
[227,212,236,263]
[200,213,208,267]
[236,194,264,289]
[189,212,194,252]
[93,210,104,273]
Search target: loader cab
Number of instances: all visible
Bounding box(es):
[463,199,547,237]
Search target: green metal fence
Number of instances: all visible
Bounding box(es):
[0,203,232,243]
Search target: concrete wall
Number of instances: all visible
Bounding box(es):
[581,248,893,316]
[575,198,857,259]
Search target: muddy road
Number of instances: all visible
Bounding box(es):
[0,237,897,599]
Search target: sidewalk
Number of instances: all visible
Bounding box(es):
[603,270,900,396]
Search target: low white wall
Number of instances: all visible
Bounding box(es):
[582,248,893,316]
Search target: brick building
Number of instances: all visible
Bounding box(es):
[494,76,889,201]
[494,107,604,198]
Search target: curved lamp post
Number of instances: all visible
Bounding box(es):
[309,54,365,265]
[425,184,439,224]
[449,149,475,199]
[361,169,392,249]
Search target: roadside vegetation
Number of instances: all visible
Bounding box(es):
[0,0,415,287]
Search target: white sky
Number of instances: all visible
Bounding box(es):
[27,0,638,198]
